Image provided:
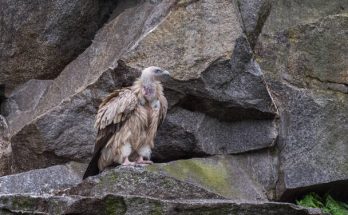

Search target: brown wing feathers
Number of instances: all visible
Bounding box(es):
[83,89,138,179]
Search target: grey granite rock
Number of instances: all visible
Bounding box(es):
[64,165,223,200]
[262,0,348,34]
[0,0,119,90]
[154,108,277,161]
[0,162,86,195]
[7,0,175,174]
[237,0,272,47]
[0,194,324,215]
[6,0,277,175]
[256,14,348,200]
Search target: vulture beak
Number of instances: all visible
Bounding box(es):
[163,70,170,76]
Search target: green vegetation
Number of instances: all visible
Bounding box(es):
[296,193,348,215]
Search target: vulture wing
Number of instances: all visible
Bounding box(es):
[83,88,138,179]
[158,93,168,127]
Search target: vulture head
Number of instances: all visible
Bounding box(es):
[141,66,170,82]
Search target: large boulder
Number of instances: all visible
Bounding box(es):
[4,0,278,175]
[0,0,119,90]
[256,11,348,200]
[56,155,277,201]
[154,107,277,161]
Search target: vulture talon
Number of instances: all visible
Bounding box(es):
[122,157,135,166]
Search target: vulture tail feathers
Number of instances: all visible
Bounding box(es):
[83,150,101,179]
[83,123,122,179]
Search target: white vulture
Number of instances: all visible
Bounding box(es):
[83,66,169,179]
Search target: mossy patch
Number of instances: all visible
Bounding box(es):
[103,195,127,215]
[96,171,119,190]
[296,192,348,215]
[147,158,235,198]
[11,196,36,211]
[149,201,164,215]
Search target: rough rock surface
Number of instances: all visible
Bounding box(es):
[237,0,272,47]
[0,162,86,195]
[154,108,277,161]
[262,0,348,33]
[0,0,346,213]
[4,0,278,175]
[4,0,175,174]
[0,163,322,214]
[255,5,348,200]
[147,155,276,200]
[0,194,323,215]
[0,0,119,90]
[64,166,223,200]
[2,80,52,135]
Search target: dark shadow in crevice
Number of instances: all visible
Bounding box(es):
[179,94,275,122]
[152,153,210,164]
[0,85,5,116]
[280,179,348,203]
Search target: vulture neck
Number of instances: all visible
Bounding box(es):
[135,75,161,103]
[140,73,155,87]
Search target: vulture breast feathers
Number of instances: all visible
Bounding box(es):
[83,67,169,179]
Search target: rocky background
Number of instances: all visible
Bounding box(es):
[0,0,347,214]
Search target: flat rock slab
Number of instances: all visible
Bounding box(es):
[54,155,277,201]
[0,194,324,215]
[0,155,277,201]
[0,162,86,195]
[63,166,223,200]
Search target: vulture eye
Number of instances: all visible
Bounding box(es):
[154,69,162,74]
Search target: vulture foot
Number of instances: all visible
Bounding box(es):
[136,156,153,165]
[122,157,135,166]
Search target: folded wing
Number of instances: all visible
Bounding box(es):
[83,88,138,179]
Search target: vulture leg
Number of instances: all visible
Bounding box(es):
[120,143,134,166]
[136,145,153,164]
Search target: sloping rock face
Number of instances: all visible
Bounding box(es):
[4,0,176,173]
[255,1,348,200]
[237,0,272,48]
[0,0,120,90]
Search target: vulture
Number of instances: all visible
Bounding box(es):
[83,66,169,179]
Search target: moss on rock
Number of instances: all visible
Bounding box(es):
[147,158,240,198]
[103,195,127,215]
